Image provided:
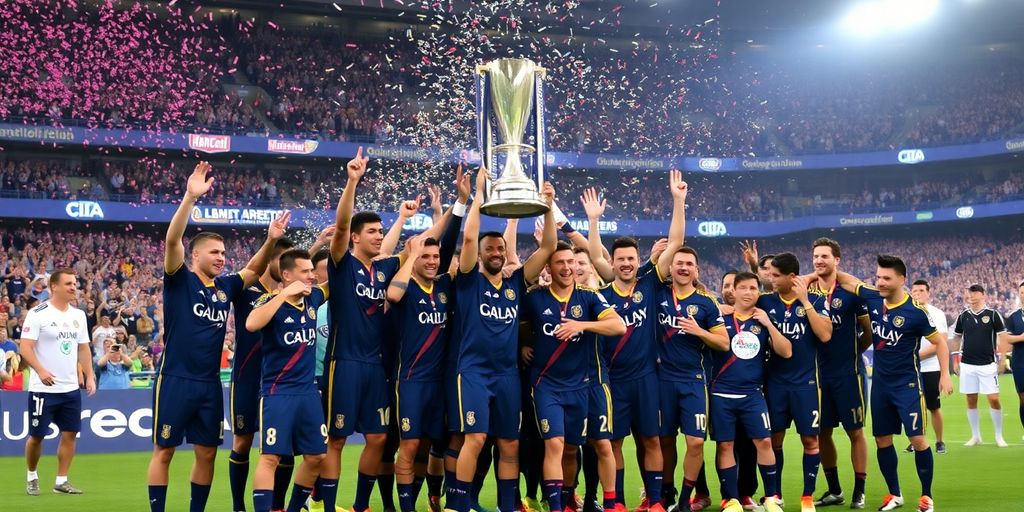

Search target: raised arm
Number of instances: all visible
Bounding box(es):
[239,211,291,287]
[330,147,369,263]
[521,182,558,283]
[308,225,337,256]
[429,184,444,225]
[387,236,425,304]
[459,167,487,274]
[657,170,688,279]
[382,196,421,257]
[581,188,614,283]
[246,281,308,332]
[439,167,470,275]
[164,161,213,274]
[504,219,521,267]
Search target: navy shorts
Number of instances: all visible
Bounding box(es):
[709,392,771,442]
[587,382,614,441]
[533,386,588,446]
[659,378,708,438]
[28,390,81,437]
[819,374,866,431]
[871,379,926,437]
[765,384,821,436]
[260,393,327,456]
[325,360,389,437]
[1011,357,1024,394]
[230,375,261,436]
[153,375,224,447]
[452,372,521,439]
[610,372,660,439]
[396,379,446,441]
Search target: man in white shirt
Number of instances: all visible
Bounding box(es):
[91,315,118,354]
[18,269,96,496]
[909,280,949,454]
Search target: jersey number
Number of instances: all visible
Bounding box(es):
[265,427,277,446]
[32,396,45,417]
[850,407,864,424]
[377,407,391,426]
[811,410,820,428]
[910,412,919,431]
[695,414,707,432]
[761,412,771,430]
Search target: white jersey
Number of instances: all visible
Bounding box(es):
[21,301,90,393]
[918,303,948,373]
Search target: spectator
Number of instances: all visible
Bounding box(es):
[96,340,133,390]
[135,309,155,345]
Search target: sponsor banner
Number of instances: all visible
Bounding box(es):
[837,214,895,226]
[267,138,319,155]
[190,206,289,226]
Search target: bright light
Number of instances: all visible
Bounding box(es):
[842,0,939,37]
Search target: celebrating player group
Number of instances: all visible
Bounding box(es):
[123,149,954,512]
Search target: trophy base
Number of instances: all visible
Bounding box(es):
[481,198,550,218]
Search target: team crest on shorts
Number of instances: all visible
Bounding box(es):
[308,307,316,320]
[686,304,699,316]
[505,289,516,300]
[795,306,806,317]
[632,291,643,304]
[235,415,245,430]
[466,411,476,426]
[831,297,843,309]
[893,316,905,328]
[401,418,411,432]
[571,305,583,319]
[217,290,228,302]
[438,292,448,304]
[540,419,550,433]
[982,315,991,323]
[750,325,762,335]
[335,414,345,430]
[161,425,172,440]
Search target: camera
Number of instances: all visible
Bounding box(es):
[112,344,122,352]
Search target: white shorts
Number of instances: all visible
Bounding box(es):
[960,362,1000,395]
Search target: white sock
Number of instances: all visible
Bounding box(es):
[991,409,1004,440]
[967,408,981,439]
[55,475,67,486]
[27,470,38,482]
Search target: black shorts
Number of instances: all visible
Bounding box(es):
[921,371,941,411]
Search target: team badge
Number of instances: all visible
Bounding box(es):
[377,271,386,282]
[60,340,72,355]
[982,315,991,324]
[217,290,227,302]
[466,411,476,426]
[540,419,550,433]
[796,306,806,317]
[235,415,245,430]
[505,289,516,300]
[571,305,583,319]
[632,291,643,304]
[401,418,411,432]
[32,419,39,427]
[308,307,316,320]
[750,325,762,335]
[318,325,329,337]
[335,414,345,430]
[438,292,448,304]
[686,304,699,316]
[161,425,172,440]
[831,297,842,309]
[893,316,905,328]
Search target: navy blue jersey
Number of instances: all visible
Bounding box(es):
[855,285,937,382]
[453,266,528,376]
[258,285,328,396]
[524,285,615,390]
[654,286,725,381]
[160,266,243,381]
[711,313,772,395]
[393,274,453,382]
[758,291,828,388]
[326,252,402,365]
[1006,309,1024,360]
[812,283,868,377]
[598,263,663,382]
[232,281,273,383]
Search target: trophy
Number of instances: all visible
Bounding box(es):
[475,58,549,218]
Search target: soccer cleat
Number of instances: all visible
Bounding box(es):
[27,479,40,496]
[53,481,83,494]
[523,498,544,512]
[963,437,982,447]
[916,496,933,512]
[935,442,946,454]
[761,497,784,512]
[634,496,650,512]
[849,494,866,509]
[815,491,845,507]
[903,444,914,453]
[662,487,678,511]
[877,494,904,511]
[648,503,667,512]
[615,504,629,512]
[273,509,286,512]
[738,497,756,511]
[802,496,817,512]
[721,499,745,512]
[690,495,712,511]
[996,437,1009,448]
[429,496,443,512]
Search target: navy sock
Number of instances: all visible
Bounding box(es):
[228,450,250,512]
[773,448,784,496]
[758,464,778,498]
[378,472,396,511]
[412,476,425,505]
[1019,404,1024,429]
[823,466,841,495]
[915,448,934,498]
[644,470,663,504]
[853,472,867,497]
[563,484,576,510]
[695,462,710,496]
[353,472,377,511]
[148,485,168,512]
[312,477,322,501]
[253,488,273,512]
[470,471,486,507]
[615,468,625,505]
[287,484,313,512]
[319,478,339,510]
[427,473,444,498]
[498,478,518,512]
[583,445,599,500]
[397,482,415,512]
[603,490,616,511]
[681,477,696,504]
[452,479,471,512]
[190,482,212,512]
[877,445,901,496]
[274,456,295,510]
[718,465,739,501]
[544,480,564,512]
[802,452,820,497]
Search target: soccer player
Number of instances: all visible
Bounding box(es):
[829,256,953,512]
[806,239,872,509]
[229,236,295,512]
[952,284,1009,447]
[20,269,95,496]
[245,248,329,512]
[655,247,729,512]
[147,161,290,512]
[1004,281,1024,434]
[524,241,626,512]
[582,170,688,512]
[712,271,790,512]
[906,280,949,455]
[447,167,557,512]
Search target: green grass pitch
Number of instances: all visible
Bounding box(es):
[2,375,1021,511]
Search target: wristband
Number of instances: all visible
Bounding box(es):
[560,223,576,234]
[453,200,468,217]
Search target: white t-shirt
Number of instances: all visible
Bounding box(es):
[918,303,948,373]
[21,301,89,393]
[92,325,118,351]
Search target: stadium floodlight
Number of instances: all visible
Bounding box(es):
[841,0,939,37]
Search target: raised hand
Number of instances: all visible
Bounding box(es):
[268,210,291,240]
[792,275,810,303]
[186,161,214,199]
[428,184,443,211]
[541,181,555,207]
[346,146,369,181]
[475,166,489,195]
[650,238,669,262]
[316,224,337,244]
[581,188,606,220]
[399,196,422,219]
[456,164,471,203]
[406,234,426,257]
[740,240,759,268]
[669,169,688,201]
